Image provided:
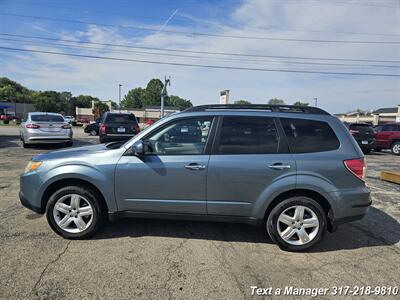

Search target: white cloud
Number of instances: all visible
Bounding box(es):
[1,0,399,113]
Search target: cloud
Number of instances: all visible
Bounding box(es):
[1,0,399,112]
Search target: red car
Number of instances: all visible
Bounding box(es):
[375,123,400,155]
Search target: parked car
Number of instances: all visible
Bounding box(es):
[84,118,101,136]
[20,112,73,148]
[63,116,75,123]
[99,112,140,143]
[374,123,400,155]
[19,104,370,251]
[344,122,376,154]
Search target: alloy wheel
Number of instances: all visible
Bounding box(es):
[277,205,319,246]
[53,194,94,233]
[393,144,400,154]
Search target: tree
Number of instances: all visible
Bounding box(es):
[166,95,192,111]
[293,101,309,106]
[268,98,286,105]
[33,91,61,112]
[122,87,144,108]
[142,79,164,107]
[234,100,251,105]
[92,101,109,118]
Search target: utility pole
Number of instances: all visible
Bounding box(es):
[314,97,318,107]
[160,76,170,118]
[119,84,122,112]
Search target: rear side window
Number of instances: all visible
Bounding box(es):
[281,118,339,153]
[105,114,137,123]
[31,114,64,122]
[217,117,279,154]
[382,124,399,131]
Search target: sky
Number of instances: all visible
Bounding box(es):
[0,0,399,114]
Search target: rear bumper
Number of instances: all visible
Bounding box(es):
[100,134,135,142]
[329,185,371,225]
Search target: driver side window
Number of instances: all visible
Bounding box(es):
[144,117,213,155]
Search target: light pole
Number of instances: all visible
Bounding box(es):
[160,76,170,118]
[314,97,318,107]
[119,84,122,112]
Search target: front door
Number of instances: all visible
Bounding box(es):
[115,117,214,214]
[206,116,296,217]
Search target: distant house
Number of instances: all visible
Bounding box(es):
[336,105,400,125]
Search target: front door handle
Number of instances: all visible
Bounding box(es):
[185,163,206,171]
[268,163,291,170]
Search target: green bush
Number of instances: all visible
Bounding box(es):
[3,120,9,124]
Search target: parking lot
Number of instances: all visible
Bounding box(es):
[0,126,399,299]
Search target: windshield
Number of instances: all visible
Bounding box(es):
[31,114,65,122]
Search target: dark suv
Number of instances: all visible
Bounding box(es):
[20,105,371,251]
[375,123,400,155]
[99,112,140,143]
[345,122,376,154]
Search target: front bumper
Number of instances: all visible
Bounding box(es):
[19,171,44,213]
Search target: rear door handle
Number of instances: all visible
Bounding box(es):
[185,163,206,171]
[268,163,291,170]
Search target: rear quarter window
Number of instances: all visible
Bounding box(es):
[281,118,340,153]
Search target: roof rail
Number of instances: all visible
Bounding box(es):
[184,104,329,115]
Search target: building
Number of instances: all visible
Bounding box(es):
[220,90,230,104]
[0,102,36,118]
[336,104,400,125]
[75,101,180,123]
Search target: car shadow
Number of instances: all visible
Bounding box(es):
[0,135,20,148]
[94,207,399,251]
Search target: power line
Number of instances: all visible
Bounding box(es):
[1,33,400,64]
[0,46,399,77]
[2,12,400,44]
[2,37,399,69]
[13,0,400,37]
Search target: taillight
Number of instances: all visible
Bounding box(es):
[26,124,40,129]
[344,158,366,181]
[61,124,71,129]
[100,124,106,134]
[349,129,359,135]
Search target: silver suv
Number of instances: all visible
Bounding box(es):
[19,105,371,251]
[20,112,73,147]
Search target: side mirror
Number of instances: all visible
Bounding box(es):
[132,140,144,156]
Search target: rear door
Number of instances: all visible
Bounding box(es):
[206,116,296,217]
[376,124,398,148]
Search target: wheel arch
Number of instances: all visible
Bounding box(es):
[263,189,334,230]
[41,178,109,214]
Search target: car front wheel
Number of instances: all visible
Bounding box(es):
[266,197,326,251]
[46,185,105,239]
[391,141,400,155]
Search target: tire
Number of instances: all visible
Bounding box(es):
[391,141,400,156]
[99,136,107,143]
[65,141,73,147]
[22,137,30,148]
[90,129,97,136]
[266,197,326,252]
[46,185,105,239]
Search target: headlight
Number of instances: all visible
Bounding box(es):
[25,161,42,173]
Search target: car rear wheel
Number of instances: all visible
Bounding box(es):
[46,185,105,239]
[391,141,400,156]
[90,129,97,136]
[266,197,326,251]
